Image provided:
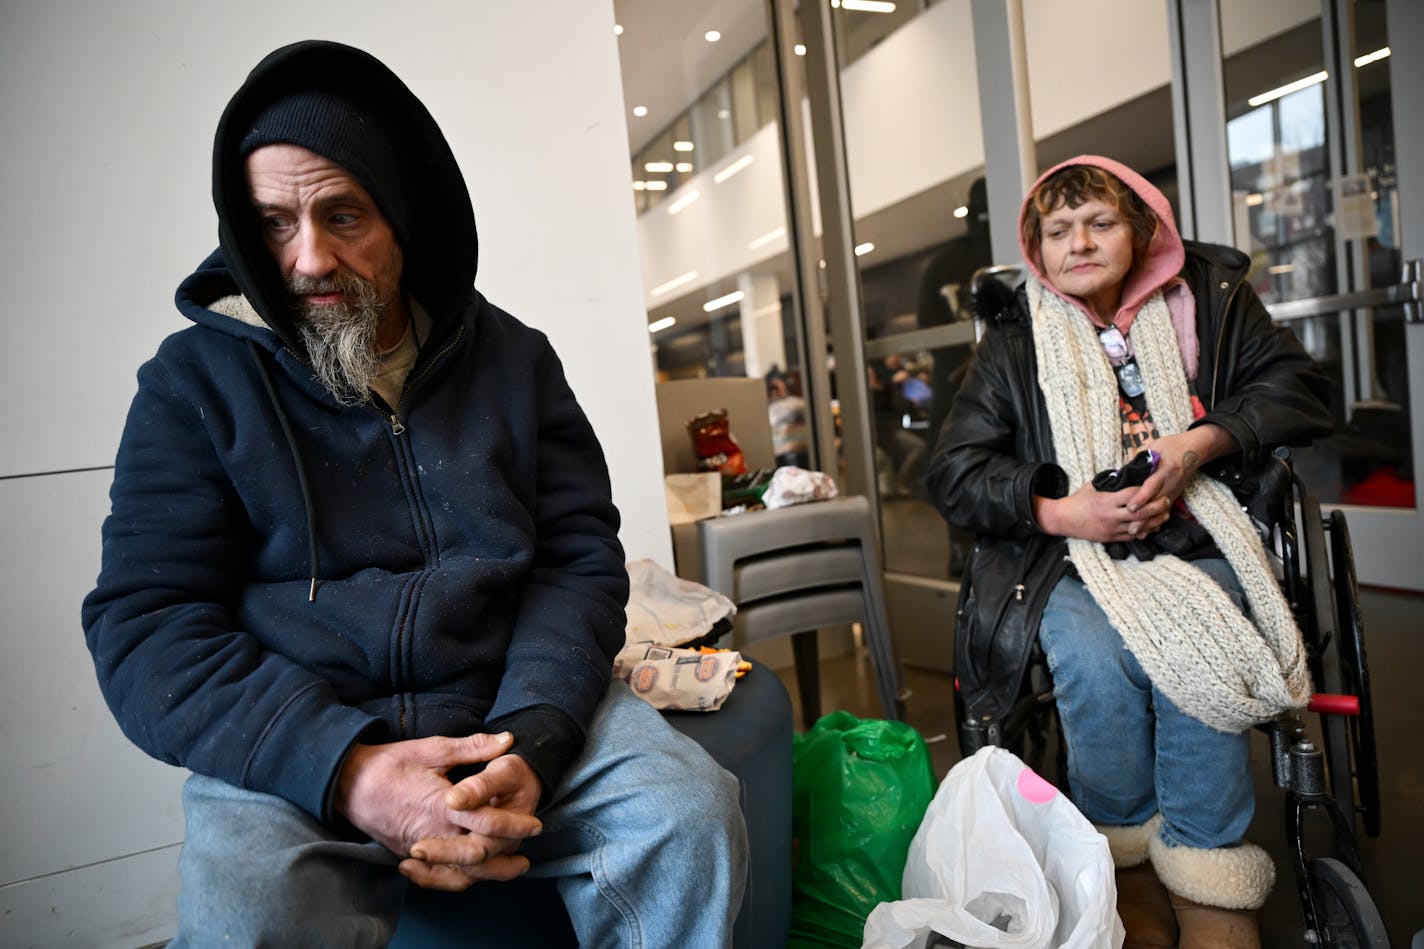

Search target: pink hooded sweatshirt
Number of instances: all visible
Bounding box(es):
[1018,155,1201,380]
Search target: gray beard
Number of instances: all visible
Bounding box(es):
[290,274,393,406]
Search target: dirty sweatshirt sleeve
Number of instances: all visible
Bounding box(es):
[81,355,381,823]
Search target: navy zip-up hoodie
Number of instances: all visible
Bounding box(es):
[81,42,627,822]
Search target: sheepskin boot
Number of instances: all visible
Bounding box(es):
[1148,831,1274,949]
[1100,817,1178,949]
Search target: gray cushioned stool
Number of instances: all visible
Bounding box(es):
[390,658,793,948]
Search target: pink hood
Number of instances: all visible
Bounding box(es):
[1018,155,1187,336]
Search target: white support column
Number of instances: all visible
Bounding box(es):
[971,0,1036,266]
[737,272,786,380]
[1166,0,1234,244]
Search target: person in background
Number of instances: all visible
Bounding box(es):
[766,366,812,469]
[82,40,745,947]
[927,156,1331,949]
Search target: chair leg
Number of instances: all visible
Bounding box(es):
[790,631,821,730]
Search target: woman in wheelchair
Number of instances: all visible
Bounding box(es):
[926,156,1334,949]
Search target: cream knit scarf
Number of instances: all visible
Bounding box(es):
[1027,276,1311,732]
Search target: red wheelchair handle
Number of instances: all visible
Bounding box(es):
[1307,693,1359,716]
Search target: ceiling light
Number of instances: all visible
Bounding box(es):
[714,154,755,184]
[1354,46,1390,68]
[953,205,969,219]
[676,162,694,173]
[855,242,875,256]
[632,181,647,191]
[705,30,722,42]
[667,189,701,215]
[1244,192,1265,207]
[645,180,668,191]
[794,44,807,56]
[702,290,745,313]
[614,24,623,36]
[1268,264,1296,275]
[633,106,649,118]
[718,109,731,119]
[1248,70,1327,107]
[749,227,786,250]
[651,271,700,297]
[644,161,675,173]
[648,316,676,333]
[674,141,695,152]
[841,0,897,10]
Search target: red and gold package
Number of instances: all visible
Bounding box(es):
[686,409,746,476]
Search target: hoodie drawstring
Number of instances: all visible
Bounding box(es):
[247,340,322,602]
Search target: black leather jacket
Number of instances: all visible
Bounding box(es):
[925,241,1333,724]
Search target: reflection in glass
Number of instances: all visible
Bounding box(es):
[1223,1,1412,510]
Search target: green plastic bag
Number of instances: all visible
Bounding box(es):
[788,710,936,948]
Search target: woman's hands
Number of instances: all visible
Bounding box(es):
[1033,424,1236,542]
[1034,482,1171,543]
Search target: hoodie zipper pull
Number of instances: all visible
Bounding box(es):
[389,413,406,436]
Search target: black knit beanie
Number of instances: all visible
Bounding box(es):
[238,89,415,254]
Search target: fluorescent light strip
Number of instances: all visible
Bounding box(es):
[674,141,695,152]
[675,162,693,173]
[648,316,676,333]
[854,242,875,256]
[749,227,786,250]
[644,161,674,173]
[841,0,897,11]
[1244,192,1264,207]
[667,189,701,215]
[1248,70,1327,107]
[714,154,755,184]
[644,180,668,191]
[702,290,745,313]
[1268,264,1295,275]
[1354,46,1390,68]
[651,270,699,297]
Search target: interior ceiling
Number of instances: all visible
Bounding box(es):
[614,0,768,156]
[612,4,1347,340]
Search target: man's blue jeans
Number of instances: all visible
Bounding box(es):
[1038,557,1254,850]
[171,680,748,948]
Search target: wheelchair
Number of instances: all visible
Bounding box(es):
[950,450,1387,948]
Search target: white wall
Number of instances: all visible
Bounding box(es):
[0,2,665,946]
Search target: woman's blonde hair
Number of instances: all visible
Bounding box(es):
[1021,164,1160,255]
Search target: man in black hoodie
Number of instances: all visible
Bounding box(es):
[83,40,746,946]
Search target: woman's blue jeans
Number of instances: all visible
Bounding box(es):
[170,680,747,948]
[1038,557,1254,849]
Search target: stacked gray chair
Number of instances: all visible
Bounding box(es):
[673,494,909,728]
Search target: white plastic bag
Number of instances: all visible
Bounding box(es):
[624,558,735,647]
[862,746,1123,949]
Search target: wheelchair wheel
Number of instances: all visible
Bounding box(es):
[1328,510,1381,838]
[1299,494,1358,833]
[1306,857,1389,949]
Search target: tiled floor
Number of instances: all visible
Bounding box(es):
[774,585,1422,947]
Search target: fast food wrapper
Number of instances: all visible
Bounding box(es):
[614,642,744,711]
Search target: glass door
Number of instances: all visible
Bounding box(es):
[1222,0,1422,589]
